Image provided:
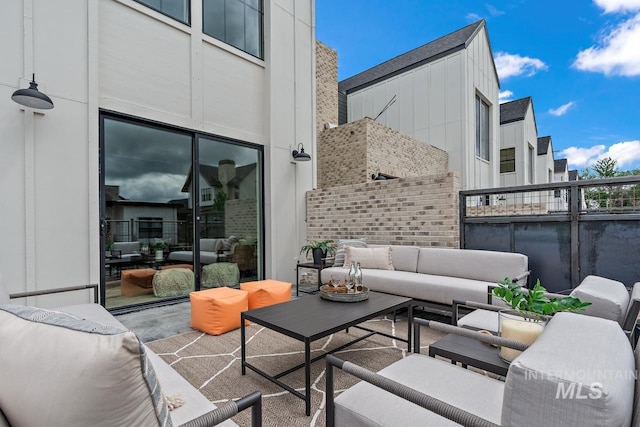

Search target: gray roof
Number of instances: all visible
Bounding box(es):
[338,20,489,94]
[500,97,532,125]
[555,158,568,173]
[537,136,551,155]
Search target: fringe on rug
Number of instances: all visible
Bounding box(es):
[166,395,184,411]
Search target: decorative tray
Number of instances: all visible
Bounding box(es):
[319,285,370,302]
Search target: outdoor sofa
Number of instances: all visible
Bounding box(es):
[326,311,638,426]
[320,244,529,310]
[0,281,261,427]
[168,237,240,265]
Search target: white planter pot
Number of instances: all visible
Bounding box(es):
[155,250,164,260]
[499,310,547,362]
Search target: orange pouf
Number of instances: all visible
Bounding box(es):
[161,264,193,271]
[120,268,156,297]
[190,287,249,335]
[240,279,292,310]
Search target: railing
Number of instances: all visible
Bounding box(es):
[460,176,640,292]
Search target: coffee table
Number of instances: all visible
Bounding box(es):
[241,292,413,415]
[428,332,509,377]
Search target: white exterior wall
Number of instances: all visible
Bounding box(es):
[0,0,315,305]
[499,104,537,187]
[346,27,499,190]
[537,140,555,185]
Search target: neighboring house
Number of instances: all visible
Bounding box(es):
[0,0,315,308]
[338,20,501,191]
[499,97,538,187]
[554,158,570,211]
[537,136,555,185]
[181,161,258,209]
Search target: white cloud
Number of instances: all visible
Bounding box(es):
[548,101,576,116]
[466,12,482,22]
[573,13,640,76]
[494,52,548,80]
[485,4,505,16]
[594,0,640,13]
[499,90,514,102]
[559,140,640,168]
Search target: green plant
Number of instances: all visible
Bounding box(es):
[299,239,335,258]
[150,241,167,251]
[492,278,591,316]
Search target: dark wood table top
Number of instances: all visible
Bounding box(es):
[429,332,509,376]
[242,292,411,341]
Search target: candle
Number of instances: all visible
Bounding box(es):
[500,317,545,362]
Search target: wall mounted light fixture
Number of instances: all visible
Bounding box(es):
[292,143,311,162]
[371,172,396,181]
[11,74,54,110]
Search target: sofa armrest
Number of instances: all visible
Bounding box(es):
[452,299,504,326]
[414,318,530,355]
[9,284,99,305]
[178,391,262,427]
[511,270,530,287]
[325,354,498,427]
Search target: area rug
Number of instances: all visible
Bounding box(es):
[147,314,445,427]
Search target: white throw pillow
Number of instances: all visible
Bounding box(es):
[0,305,171,427]
[344,246,394,270]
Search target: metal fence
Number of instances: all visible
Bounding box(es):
[460,176,640,292]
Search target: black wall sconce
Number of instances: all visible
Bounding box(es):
[11,74,54,110]
[371,172,396,181]
[292,143,311,162]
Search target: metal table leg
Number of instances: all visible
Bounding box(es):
[305,339,311,416]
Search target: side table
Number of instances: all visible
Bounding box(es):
[295,261,333,297]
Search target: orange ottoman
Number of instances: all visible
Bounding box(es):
[240,279,292,310]
[120,268,156,297]
[190,287,249,335]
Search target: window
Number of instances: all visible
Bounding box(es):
[139,217,163,239]
[475,95,490,161]
[528,144,535,184]
[203,0,264,59]
[500,148,515,173]
[135,0,190,24]
[201,187,212,202]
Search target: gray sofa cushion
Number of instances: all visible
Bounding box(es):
[58,303,235,427]
[457,308,501,332]
[167,250,220,264]
[389,245,420,272]
[0,305,170,427]
[335,354,503,426]
[570,275,629,325]
[502,312,635,427]
[417,248,527,283]
[321,267,493,306]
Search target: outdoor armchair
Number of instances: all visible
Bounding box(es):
[453,275,640,344]
[326,312,637,426]
[1,283,262,427]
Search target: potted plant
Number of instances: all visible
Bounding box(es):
[300,240,335,265]
[492,278,591,362]
[150,241,167,260]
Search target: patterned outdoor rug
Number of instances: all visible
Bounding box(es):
[147,314,445,427]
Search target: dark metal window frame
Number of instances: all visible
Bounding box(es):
[202,0,265,60]
[99,110,265,312]
[500,147,515,173]
[475,94,490,161]
[133,0,191,26]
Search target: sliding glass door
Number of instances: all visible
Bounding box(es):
[101,113,263,310]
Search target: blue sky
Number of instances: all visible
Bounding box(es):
[316,0,640,172]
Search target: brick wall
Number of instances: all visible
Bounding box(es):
[316,41,338,135]
[306,173,460,248]
[225,198,257,238]
[318,118,448,189]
